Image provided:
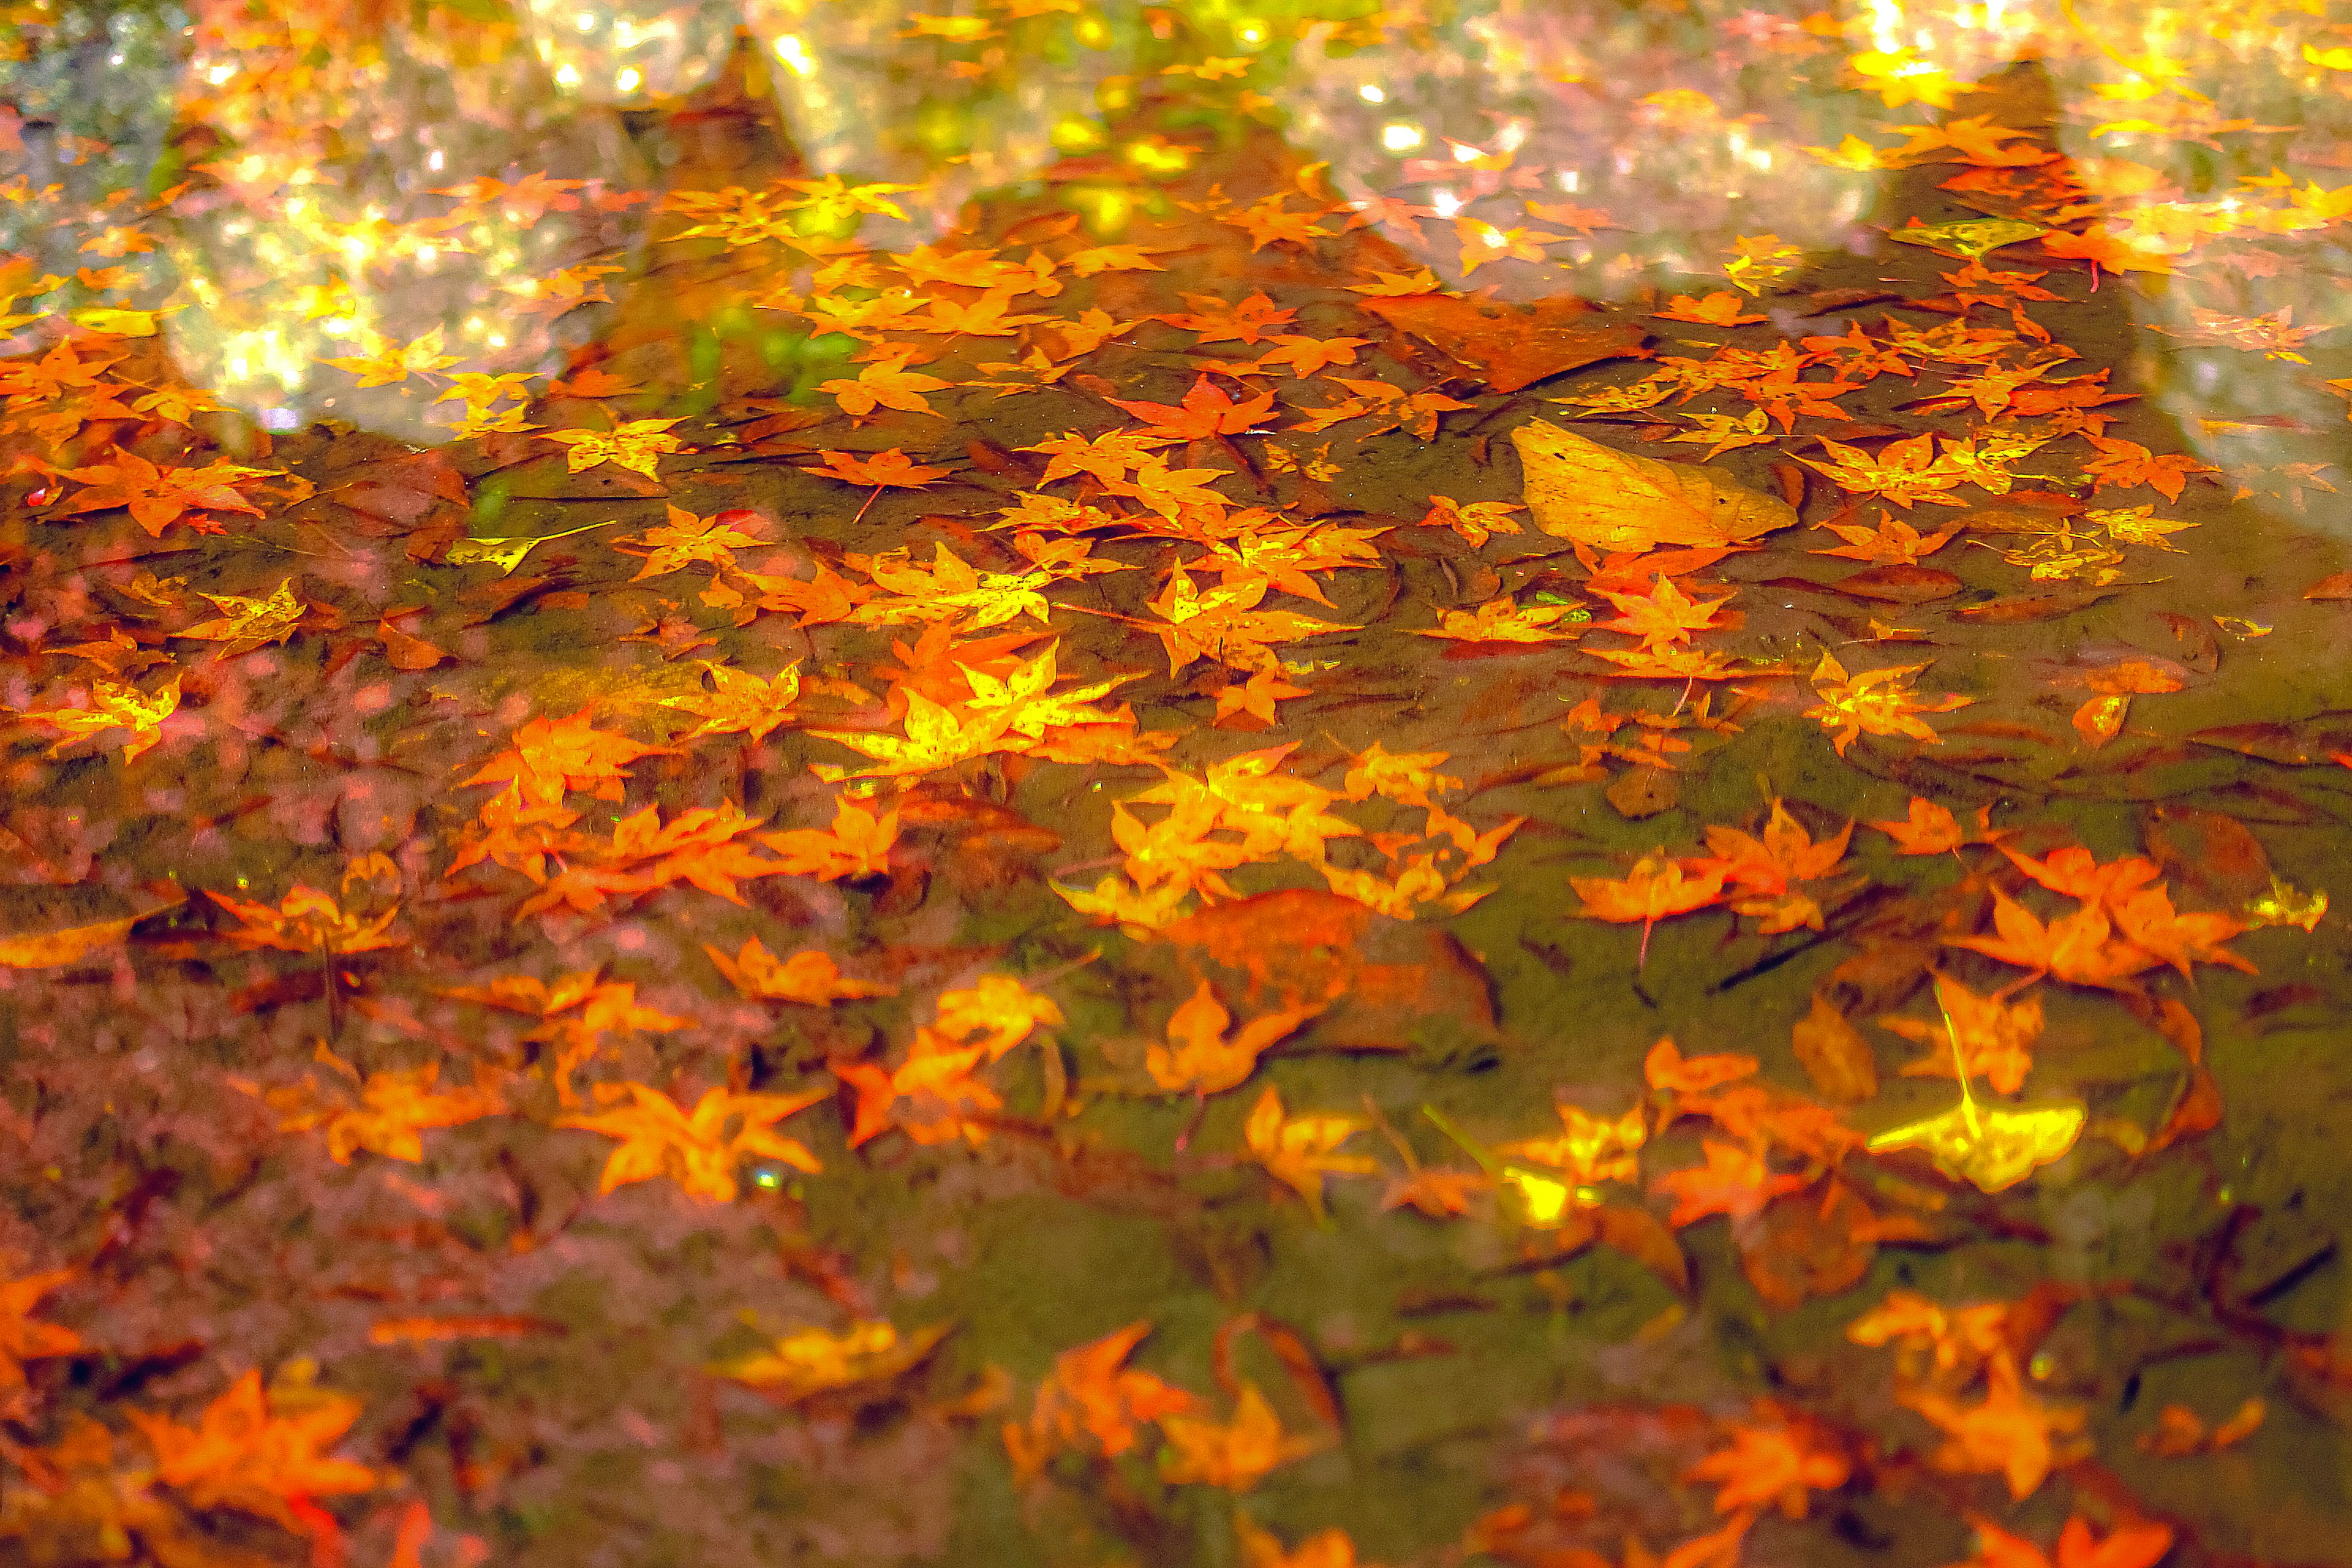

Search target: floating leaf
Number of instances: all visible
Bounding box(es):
[1512,419,1796,552]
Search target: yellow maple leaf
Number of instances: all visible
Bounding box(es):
[559,1083,826,1202]
[662,660,802,742]
[1157,1381,1325,1491]
[704,937,895,1004]
[13,671,181,761]
[172,578,304,653]
[712,1319,952,1400]
[1243,1085,1376,1219]
[1804,650,1972,756]
[541,417,687,479]
[322,326,459,386]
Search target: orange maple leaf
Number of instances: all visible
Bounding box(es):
[1589,573,1738,649]
[1570,853,1727,965]
[1003,1321,1198,1480]
[130,1369,380,1532]
[1868,797,2005,854]
[807,448,955,489]
[1653,1139,1807,1227]
[1686,1406,1850,1517]
[835,1031,1002,1147]
[1106,374,1277,441]
[58,451,269,537]
[462,707,672,810]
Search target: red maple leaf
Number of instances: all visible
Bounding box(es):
[1104,375,1277,440]
[58,451,268,537]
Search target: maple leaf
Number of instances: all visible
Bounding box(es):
[130,1368,380,1531]
[1570,853,1727,965]
[322,326,460,386]
[848,541,1052,629]
[1686,1408,1850,1517]
[442,971,684,1104]
[1653,1139,1807,1227]
[835,1034,1003,1147]
[57,451,270,537]
[1215,666,1311,728]
[1500,1101,1648,1191]
[559,1082,825,1202]
[1657,291,1767,325]
[705,938,895,1004]
[1004,1321,1198,1479]
[1162,291,1297,345]
[935,974,1064,1060]
[1590,574,1737,649]
[1811,511,1960,564]
[520,803,792,918]
[1417,494,1526,546]
[1144,568,1353,676]
[1513,420,1796,552]
[1254,333,1370,377]
[818,352,953,418]
[812,688,1019,780]
[0,1266,83,1390]
[13,671,182,761]
[1244,1085,1376,1219]
[1801,433,1972,507]
[759,796,900,880]
[259,1050,503,1163]
[620,505,764,581]
[1847,46,1980,108]
[662,660,801,742]
[1106,374,1276,441]
[712,1319,953,1401]
[464,707,673,810]
[2080,434,2208,501]
[1417,595,1586,644]
[1879,973,2044,1095]
[1868,797,2005,854]
[1962,1517,2176,1568]
[1804,651,1972,756]
[541,417,687,479]
[1158,1382,1325,1491]
[808,447,954,489]
[1146,979,1314,1096]
[172,578,306,654]
[1942,888,2155,990]
[1898,1357,2088,1497]
[209,880,404,956]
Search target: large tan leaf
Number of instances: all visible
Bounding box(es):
[1511,418,1796,552]
[0,888,184,968]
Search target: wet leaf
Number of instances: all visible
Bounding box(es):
[1512,419,1796,552]
[1868,1098,2084,1193]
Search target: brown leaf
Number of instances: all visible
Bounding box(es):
[0,889,185,968]
[1361,293,1648,393]
[1593,1204,1689,1293]
[1606,766,1680,820]
[1831,565,1962,603]
[376,615,448,670]
[1790,991,1879,1101]
[1953,587,2121,622]
[1740,1182,1888,1310]
[2303,570,2352,601]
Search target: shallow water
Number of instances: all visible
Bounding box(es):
[0,3,2348,1567]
